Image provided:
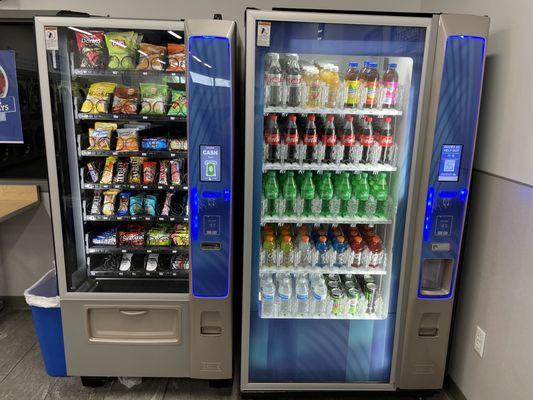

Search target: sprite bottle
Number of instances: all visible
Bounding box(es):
[335,172,352,217]
[264,171,279,216]
[355,172,370,216]
[300,171,316,216]
[374,172,389,217]
[319,172,334,216]
[283,171,298,216]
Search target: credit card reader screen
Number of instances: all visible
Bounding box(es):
[200,145,221,182]
[438,144,462,182]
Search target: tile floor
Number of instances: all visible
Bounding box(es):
[0,309,451,400]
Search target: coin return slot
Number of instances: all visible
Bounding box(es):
[201,242,221,251]
[420,258,453,296]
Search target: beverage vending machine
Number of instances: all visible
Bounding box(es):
[241,10,489,392]
[35,16,235,382]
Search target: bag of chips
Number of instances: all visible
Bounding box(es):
[139,83,167,115]
[75,31,105,69]
[161,191,173,216]
[146,227,171,246]
[167,87,187,116]
[88,128,111,150]
[136,43,167,71]
[170,159,182,185]
[171,224,189,246]
[169,138,187,151]
[128,157,143,184]
[143,161,158,184]
[105,31,141,70]
[92,228,117,246]
[112,85,138,114]
[129,194,145,215]
[141,137,168,151]
[118,227,145,246]
[95,122,118,131]
[116,128,139,151]
[100,156,117,184]
[144,195,158,216]
[81,82,116,114]
[117,192,131,216]
[158,160,169,185]
[113,160,129,184]
[167,44,185,72]
[102,189,120,216]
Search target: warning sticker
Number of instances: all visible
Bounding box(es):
[257,21,271,47]
[44,27,58,51]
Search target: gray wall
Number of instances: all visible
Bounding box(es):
[419,1,533,399]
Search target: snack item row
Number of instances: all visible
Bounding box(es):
[80,82,186,116]
[75,30,185,72]
[91,223,189,247]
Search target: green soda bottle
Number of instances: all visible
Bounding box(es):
[336,172,352,217]
[300,171,316,216]
[264,171,279,216]
[319,172,334,216]
[374,172,389,217]
[356,172,370,216]
[283,171,298,216]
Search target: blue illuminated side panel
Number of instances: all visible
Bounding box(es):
[188,36,232,298]
[418,35,485,299]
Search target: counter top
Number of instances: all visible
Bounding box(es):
[0,185,39,223]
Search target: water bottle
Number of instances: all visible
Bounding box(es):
[295,279,310,316]
[277,277,293,317]
[261,281,276,317]
[298,234,312,267]
[309,273,324,288]
[311,282,328,316]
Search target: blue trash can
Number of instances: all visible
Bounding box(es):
[24,269,67,377]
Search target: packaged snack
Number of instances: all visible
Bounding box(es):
[143,161,158,184]
[128,157,143,184]
[146,227,171,246]
[170,159,182,185]
[158,160,169,185]
[139,83,167,115]
[105,31,141,70]
[117,191,131,216]
[88,128,111,150]
[118,227,145,246]
[141,137,168,151]
[144,195,158,216]
[171,254,189,270]
[116,128,139,151]
[80,82,116,114]
[136,43,167,71]
[75,31,105,69]
[102,189,119,216]
[161,191,173,216]
[86,161,100,183]
[94,122,118,131]
[129,194,144,215]
[92,228,117,246]
[171,224,189,246]
[167,44,185,72]
[90,191,102,215]
[112,85,138,114]
[169,138,187,151]
[167,87,187,116]
[100,156,117,184]
[145,253,159,271]
[113,160,129,184]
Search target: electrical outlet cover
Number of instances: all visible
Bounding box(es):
[474,326,486,357]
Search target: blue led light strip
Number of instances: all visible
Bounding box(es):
[423,187,434,242]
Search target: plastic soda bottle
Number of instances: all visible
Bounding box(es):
[333,236,348,267]
[340,115,356,163]
[365,62,380,108]
[295,279,310,315]
[326,65,340,108]
[319,172,334,215]
[264,171,279,216]
[336,172,352,217]
[263,234,277,267]
[304,114,318,163]
[374,172,389,217]
[322,115,337,163]
[344,61,360,108]
[282,171,298,216]
[286,54,302,107]
[382,63,399,109]
[285,114,299,163]
[311,282,328,316]
[356,172,370,216]
[265,53,282,107]
[360,116,374,164]
[277,277,293,316]
[261,281,276,317]
[316,235,329,268]
[265,113,281,163]
[300,171,316,216]
[379,117,394,164]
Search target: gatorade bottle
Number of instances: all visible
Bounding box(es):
[304,114,318,163]
[286,54,302,107]
[365,62,380,108]
[300,171,316,216]
[319,172,334,216]
[265,113,281,163]
[382,63,399,109]
[285,114,299,163]
[336,172,352,217]
[341,115,356,163]
[350,236,366,267]
[379,117,394,164]
[322,115,336,163]
[344,61,360,108]
[356,172,370,216]
[360,116,374,163]
[283,171,298,216]
[262,234,276,267]
[316,235,329,268]
[374,172,389,217]
[368,235,383,267]
[265,53,282,107]
[280,235,295,267]
[264,171,279,216]
[327,65,340,108]
[333,236,348,267]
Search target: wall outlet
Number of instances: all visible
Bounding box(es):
[474,326,486,357]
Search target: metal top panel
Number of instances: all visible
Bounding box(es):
[34,16,184,31]
[185,19,235,39]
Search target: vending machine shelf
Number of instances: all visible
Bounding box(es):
[259,266,386,275]
[81,182,188,191]
[263,162,397,173]
[77,113,186,123]
[260,313,384,320]
[261,216,392,225]
[80,149,187,159]
[87,246,189,254]
[84,214,188,223]
[72,68,185,79]
[88,268,188,279]
[264,106,402,116]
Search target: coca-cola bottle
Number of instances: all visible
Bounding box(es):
[379,117,394,164]
[303,114,318,163]
[265,113,281,162]
[285,114,299,163]
[286,54,302,107]
[340,115,356,163]
[265,53,282,107]
[360,116,374,163]
[322,115,336,163]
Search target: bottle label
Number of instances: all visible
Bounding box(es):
[308,83,320,105]
[313,292,324,300]
[288,74,301,87]
[265,132,280,145]
[278,293,290,301]
[345,80,360,105]
[379,134,394,147]
[323,134,337,146]
[360,134,374,147]
[304,134,318,146]
[297,294,309,301]
[365,81,379,106]
[266,73,282,87]
[262,294,274,301]
[285,133,299,145]
[383,81,398,106]
[340,134,355,146]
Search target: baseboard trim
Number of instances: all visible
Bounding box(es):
[0,296,29,310]
[444,375,467,400]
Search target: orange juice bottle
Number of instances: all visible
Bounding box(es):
[326,65,340,108]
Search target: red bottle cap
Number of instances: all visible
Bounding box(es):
[308,114,316,121]
[385,117,392,123]
[289,114,297,122]
[327,115,334,122]
[319,235,327,243]
[269,113,278,120]
[345,115,353,122]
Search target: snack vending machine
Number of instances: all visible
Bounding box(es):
[241,10,488,392]
[35,17,235,381]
